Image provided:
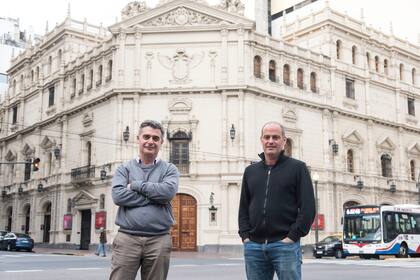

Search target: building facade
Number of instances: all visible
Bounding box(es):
[0,0,419,251]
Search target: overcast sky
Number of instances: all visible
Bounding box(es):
[1,0,419,44]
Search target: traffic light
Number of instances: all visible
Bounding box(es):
[32,158,40,171]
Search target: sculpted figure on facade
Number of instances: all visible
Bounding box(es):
[121,1,148,20]
[219,0,245,15]
[158,48,204,84]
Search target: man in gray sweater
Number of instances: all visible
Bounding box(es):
[110,120,179,280]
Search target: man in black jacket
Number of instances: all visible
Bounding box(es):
[238,121,316,280]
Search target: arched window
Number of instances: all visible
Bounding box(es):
[336,40,342,60]
[67,199,72,213]
[381,154,392,177]
[352,45,357,64]
[169,131,190,174]
[412,68,416,85]
[343,200,360,210]
[97,65,103,86]
[384,59,388,75]
[12,79,16,95]
[100,194,105,209]
[58,49,62,66]
[47,152,52,175]
[36,66,40,80]
[87,141,92,166]
[400,63,404,81]
[347,149,354,173]
[366,52,370,69]
[19,75,24,91]
[283,64,290,85]
[375,56,379,72]
[80,74,85,93]
[72,78,76,95]
[253,56,262,78]
[31,70,34,82]
[310,72,317,93]
[297,68,304,89]
[48,56,52,74]
[88,69,93,90]
[107,60,113,81]
[284,138,293,157]
[410,160,416,181]
[269,60,276,82]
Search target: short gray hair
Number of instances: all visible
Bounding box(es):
[139,120,164,137]
[260,121,286,137]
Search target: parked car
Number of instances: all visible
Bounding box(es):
[0,231,8,241]
[0,232,34,252]
[313,234,346,259]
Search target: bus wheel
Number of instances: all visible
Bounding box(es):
[335,249,344,259]
[397,243,408,258]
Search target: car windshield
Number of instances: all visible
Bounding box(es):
[321,236,339,243]
[344,214,381,241]
[15,233,30,238]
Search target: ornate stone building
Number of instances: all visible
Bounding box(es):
[0,0,419,251]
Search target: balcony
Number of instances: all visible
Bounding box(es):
[71,165,95,184]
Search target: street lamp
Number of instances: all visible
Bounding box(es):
[312,172,320,244]
[229,124,236,142]
[123,126,130,142]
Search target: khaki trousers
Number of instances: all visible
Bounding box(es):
[109,232,172,280]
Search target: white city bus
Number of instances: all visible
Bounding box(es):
[343,204,420,258]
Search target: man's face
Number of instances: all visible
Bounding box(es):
[260,123,286,158]
[138,126,163,159]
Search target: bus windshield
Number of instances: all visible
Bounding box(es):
[344,214,381,241]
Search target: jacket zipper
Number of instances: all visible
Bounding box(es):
[262,167,271,243]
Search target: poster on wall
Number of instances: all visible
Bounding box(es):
[95,211,106,229]
[311,214,325,230]
[63,214,72,230]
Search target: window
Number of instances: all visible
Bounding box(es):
[47,152,52,175]
[269,60,276,82]
[310,72,317,93]
[87,141,92,166]
[106,60,112,81]
[72,78,76,96]
[384,59,388,75]
[410,160,416,181]
[19,75,24,91]
[352,46,357,64]
[347,149,354,173]
[412,68,416,85]
[97,65,103,86]
[400,63,404,81]
[48,85,55,107]
[169,131,190,174]
[297,68,304,89]
[336,40,342,60]
[58,49,62,66]
[80,74,85,94]
[283,64,290,85]
[375,56,379,72]
[67,199,72,213]
[36,66,39,80]
[253,56,262,78]
[100,194,105,209]
[366,52,370,69]
[284,138,293,157]
[48,56,52,74]
[31,70,34,82]
[381,154,392,177]
[12,105,18,124]
[88,69,93,90]
[24,160,31,181]
[345,78,355,99]
[408,97,415,116]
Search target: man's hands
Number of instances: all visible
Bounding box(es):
[281,237,294,243]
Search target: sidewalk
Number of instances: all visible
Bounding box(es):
[32,246,96,256]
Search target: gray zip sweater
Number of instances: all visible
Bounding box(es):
[112,158,179,236]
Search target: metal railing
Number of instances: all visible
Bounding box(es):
[71,165,95,182]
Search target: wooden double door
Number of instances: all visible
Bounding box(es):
[171,194,197,251]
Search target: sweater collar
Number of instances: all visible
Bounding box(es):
[258,151,287,166]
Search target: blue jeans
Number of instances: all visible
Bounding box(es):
[244,240,302,280]
[96,243,106,257]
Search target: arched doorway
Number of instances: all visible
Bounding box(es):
[6,207,12,231]
[23,204,30,234]
[43,202,51,243]
[171,194,197,251]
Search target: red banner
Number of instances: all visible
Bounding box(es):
[311,214,325,230]
[95,211,106,229]
[63,214,72,230]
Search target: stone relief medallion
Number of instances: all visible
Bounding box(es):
[143,7,220,26]
[158,49,204,84]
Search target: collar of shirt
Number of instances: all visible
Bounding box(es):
[136,157,160,166]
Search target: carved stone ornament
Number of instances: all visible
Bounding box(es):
[143,7,220,26]
[158,49,204,84]
[159,0,207,5]
[218,0,245,16]
[121,1,148,20]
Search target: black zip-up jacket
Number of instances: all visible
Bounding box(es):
[238,152,316,243]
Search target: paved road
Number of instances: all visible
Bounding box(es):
[1,251,420,279]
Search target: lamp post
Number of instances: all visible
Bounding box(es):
[417,173,420,205]
[312,172,319,244]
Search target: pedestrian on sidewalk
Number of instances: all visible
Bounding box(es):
[95,227,107,257]
[238,121,316,280]
[110,120,179,280]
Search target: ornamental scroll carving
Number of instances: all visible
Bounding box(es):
[143,7,220,26]
[218,0,245,16]
[121,1,148,20]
